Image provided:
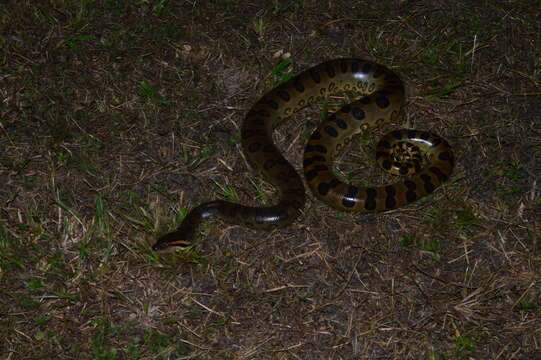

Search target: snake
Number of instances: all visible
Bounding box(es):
[153,58,454,251]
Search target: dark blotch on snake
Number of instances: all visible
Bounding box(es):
[364,187,377,210]
[283,188,305,196]
[361,62,372,73]
[390,130,403,140]
[373,68,384,78]
[385,185,397,209]
[376,96,390,109]
[303,155,326,168]
[439,151,453,162]
[340,60,349,73]
[351,107,365,120]
[404,180,416,190]
[305,144,327,154]
[378,139,392,149]
[429,166,448,182]
[277,90,291,102]
[258,97,279,109]
[406,190,417,202]
[255,109,271,117]
[361,97,371,105]
[305,164,328,182]
[318,182,330,196]
[351,60,360,74]
[421,174,436,193]
[325,63,336,78]
[247,142,262,153]
[249,118,265,127]
[385,185,396,196]
[262,144,275,152]
[263,160,278,170]
[304,170,318,182]
[324,125,338,137]
[293,79,305,93]
[242,129,266,139]
[309,69,321,83]
[331,117,348,129]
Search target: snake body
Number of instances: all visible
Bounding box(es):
[153,59,454,250]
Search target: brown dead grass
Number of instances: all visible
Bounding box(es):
[1,0,540,359]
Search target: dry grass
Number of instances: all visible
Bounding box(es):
[1,0,540,359]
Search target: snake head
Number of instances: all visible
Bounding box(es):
[152,231,191,251]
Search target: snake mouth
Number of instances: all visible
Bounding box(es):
[152,240,191,251]
[152,233,192,251]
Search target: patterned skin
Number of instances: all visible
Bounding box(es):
[153,59,454,251]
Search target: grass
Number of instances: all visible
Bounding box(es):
[1,0,540,359]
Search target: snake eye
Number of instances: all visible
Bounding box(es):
[152,242,170,251]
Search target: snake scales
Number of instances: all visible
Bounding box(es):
[153,58,454,250]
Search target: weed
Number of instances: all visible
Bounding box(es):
[61,34,95,52]
[139,80,171,105]
[421,78,465,99]
[400,234,415,247]
[272,58,293,85]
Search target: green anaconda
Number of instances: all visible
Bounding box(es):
[153,58,454,250]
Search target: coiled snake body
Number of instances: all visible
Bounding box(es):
[153,59,454,250]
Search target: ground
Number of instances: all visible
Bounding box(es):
[1,0,540,359]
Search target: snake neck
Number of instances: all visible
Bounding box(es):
[153,195,306,250]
